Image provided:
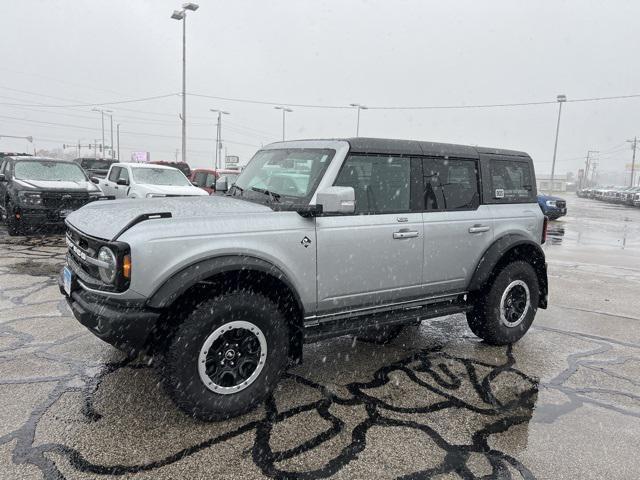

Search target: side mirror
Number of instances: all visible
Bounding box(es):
[191,181,198,187]
[0,173,5,182]
[90,177,99,184]
[116,179,129,186]
[215,178,228,192]
[316,186,355,214]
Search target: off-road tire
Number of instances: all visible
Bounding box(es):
[356,324,404,344]
[5,201,21,236]
[466,261,539,345]
[161,291,289,421]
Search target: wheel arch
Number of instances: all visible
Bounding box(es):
[468,234,548,308]
[147,255,306,363]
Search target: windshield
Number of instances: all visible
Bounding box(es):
[80,159,115,170]
[233,148,334,201]
[131,167,191,186]
[14,161,88,182]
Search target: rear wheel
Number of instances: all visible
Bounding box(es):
[466,261,539,345]
[161,291,289,421]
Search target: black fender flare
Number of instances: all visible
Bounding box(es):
[146,255,305,314]
[468,234,548,308]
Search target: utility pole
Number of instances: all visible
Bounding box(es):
[92,108,112,159]
[627,137,638,187]
[210,109,230,169]
[109,114,114,159]
[550,94,567,193]
[583,150,598,189]
[116,124,121,161]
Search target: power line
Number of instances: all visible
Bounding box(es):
[0,93,178,108]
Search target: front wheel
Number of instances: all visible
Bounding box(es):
[161,291,289,421]
[466,261,539,345]
[5,201,22,236]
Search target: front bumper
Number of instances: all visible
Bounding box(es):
[58,271,161,356]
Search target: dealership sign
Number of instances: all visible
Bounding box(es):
[131,151,150,163]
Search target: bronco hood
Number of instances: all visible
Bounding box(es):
[65,195,272,240]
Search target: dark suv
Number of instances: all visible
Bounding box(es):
[0,156,103,235]
[74,157,118,179]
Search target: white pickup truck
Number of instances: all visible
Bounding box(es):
[95,162,208,199]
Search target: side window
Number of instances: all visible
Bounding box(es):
[118,168,130,183]
[193,172,206,186]
[422,158,479,211]
[205,173,216,187]
[334,155,411,214]
[108,167,120,182]
[0,160,6,175]
[488,160,534,203]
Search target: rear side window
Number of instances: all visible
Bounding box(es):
[422,158,479,211]
[488,159,535,203]
[193,172,207,187]
[334,155,411,214]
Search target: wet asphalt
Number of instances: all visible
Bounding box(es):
[0,193,639,479]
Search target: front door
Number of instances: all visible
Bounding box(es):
[315,154,423,314]
[419,157,494,294]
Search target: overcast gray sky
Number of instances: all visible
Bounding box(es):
[1,0,640,175]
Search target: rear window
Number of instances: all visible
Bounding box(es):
[487,159,535,203]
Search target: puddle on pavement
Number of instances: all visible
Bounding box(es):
[9,259,64,277]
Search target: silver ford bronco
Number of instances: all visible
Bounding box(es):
[59,138,548,420]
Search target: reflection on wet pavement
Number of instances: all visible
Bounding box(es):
[1,194,640,479]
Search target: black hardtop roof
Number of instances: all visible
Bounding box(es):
[343,137,529,158]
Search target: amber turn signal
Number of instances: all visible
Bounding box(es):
[123,254,131,279]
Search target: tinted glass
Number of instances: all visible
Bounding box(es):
[131,167,190,186]
[422,158,479,211]
[334,155,411,214]
[14,161,87,182]
[118,167,130,183]
[80,159,115,170]
[489,159,534,202]
[193,172,207,186]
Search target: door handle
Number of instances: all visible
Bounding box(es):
[468,225,490,233]
[393,230,419,239]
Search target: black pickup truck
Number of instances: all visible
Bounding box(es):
[0,156,103,235]
[74,157,118,179]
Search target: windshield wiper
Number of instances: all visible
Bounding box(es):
[250,186,280,203]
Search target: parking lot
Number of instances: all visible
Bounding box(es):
[0,193,639,479]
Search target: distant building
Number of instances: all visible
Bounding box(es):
[536,174,568,192]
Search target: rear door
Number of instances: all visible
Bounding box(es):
[420,156,494,294]
[0,160,10,211]
[315,154,424,314]
[480,155,541,243]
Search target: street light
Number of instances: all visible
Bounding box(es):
[91,108,113,159]
[0,134,34,154]
[171,2,199,164]
[116,123,121,161]
[274,106,293,141]
[349,103,368,137]
[549,94,567,193]
[210,109,230,170]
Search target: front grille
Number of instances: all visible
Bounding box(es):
[42,191,91,210]
[556,200,566,209]
[66,231,100,281]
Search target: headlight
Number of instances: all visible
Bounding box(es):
[545,200,557,207]
[146,193,167,198]
[18,191,43,206]
[97,247,117,284]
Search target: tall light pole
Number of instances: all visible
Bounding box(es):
[116,123,121,161]
[171,2,199,164]
[92,108,112,159]
[627,137,638,187]
[549,94,567,193]
[210,109,230,169]
[109,113,114,159]
[274,106,293,141]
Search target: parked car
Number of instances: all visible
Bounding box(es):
[537,193,567,220]
[0,156,103,235]
[148,161,191,178]
[74,157,118,179]
[96,163,208,199]
[189,168,240,194]
[59,138,548,420]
